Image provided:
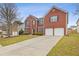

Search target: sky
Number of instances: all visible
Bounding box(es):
[16,3,79,28]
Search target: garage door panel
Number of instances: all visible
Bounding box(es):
[45,28,53,36]
[45,28,64,36]
[54,28,64,36]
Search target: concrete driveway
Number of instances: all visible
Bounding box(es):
[0,36,62,56]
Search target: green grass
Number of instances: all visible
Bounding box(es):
[48,33,79,56]
[0,35,37,46]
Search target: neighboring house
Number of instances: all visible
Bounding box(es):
[25,15,38,34]
[0,22,2,32]
[0,26,2,32]
[77,19,79,33]
[44,7,68,36]
[12,21,20,36]
[0,20,22,37]
[67,28,72,33]
[0,24,8,37]
[0,23,7,35]
[70,26,77,30]
[2,24,7,35]
[0,25,2,37]
[67,27,76,34]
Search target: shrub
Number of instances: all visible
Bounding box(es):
[19,29,24,35]
[23,32,30,35]
[34,32,43,35]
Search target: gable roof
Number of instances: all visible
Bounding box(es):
[53,6,68,13]
[44,6,68,24]
[26,15,38,21]
[45,6,68,17]
[13,20,23,25]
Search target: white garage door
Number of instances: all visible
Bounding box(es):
[45,28,53,36]
[54,28,64,36]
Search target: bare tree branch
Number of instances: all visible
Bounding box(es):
[0,3,18,37]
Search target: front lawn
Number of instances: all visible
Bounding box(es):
[0,35,37,46]
[48,33,79,56]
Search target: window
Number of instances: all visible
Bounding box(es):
[38,20,43,25]
[50,16,58,22]
[33,20,35,25]
[38,18,44,25]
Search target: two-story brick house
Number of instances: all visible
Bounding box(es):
[44,7,68,36]
[25,7,68,36]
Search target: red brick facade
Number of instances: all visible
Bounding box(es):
[25,7,68,35]
[44,7,68,35]
[25,15,38,34]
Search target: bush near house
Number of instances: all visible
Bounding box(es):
[19,29,24,35]
[33,32,43,35]
[23,32,30,35]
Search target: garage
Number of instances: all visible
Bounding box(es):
[54,28,64,36]
[45,28,53,36]
[45,28,64,36]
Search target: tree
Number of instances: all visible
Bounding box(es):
[0,3,17,37]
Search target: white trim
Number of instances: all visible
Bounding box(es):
[52,6,68,13]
